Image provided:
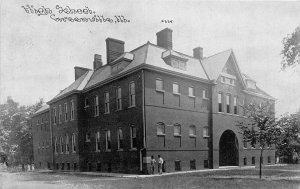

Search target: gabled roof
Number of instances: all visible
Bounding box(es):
[48,70,93,103]
[201,49,232,81]
[84,42,209,91]
[33,104,49,116]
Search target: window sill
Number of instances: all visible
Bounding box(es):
[156,89,165,93]
[95,150,100,153]
[203,136,210,138]
[188,95,196,98]
[94,114,99,117]
[105,150,111,152]
[203,97,209,100]
[85,140,91,143]
[117,149,123,152]
[128,105,136,109]
[130,148,137,151]
[173,92,181,96]
[174,134,182,137]
[189,135,197,138]
[104,112,110,115]
[115,109,122,112]
[157,133,166,136]
[84,105,90,109]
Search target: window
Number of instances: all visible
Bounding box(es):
[251,139,256,148]
[251,157,255,165]
[233,96,238,114]
[64,103,68,121]
[157,122,165,135]
[189,125,196,137]
[72,133,76,152]
[95,131,100,152]
[85,98,90,107]
[188,87,194,97]
[156,78,163,91]
[129,82,136,107]
[117,128,124,150]
[67,163,70,170]
[86,133,91,142]
[94,96,99,116]
[70,100,74,120]
[204,160,209,168]
[243,140,247,148]
[65,135,69,153]
[53,108,56,124]
[130,126,137,149]
[243,157,247,165]
[173,82,179,94]
[174,124,181,136]
[268,156,271,164]
[226,95,230,113]
[105,130,111,151]
[175,160,181,171]
[54,137,58,154]
[59,105,62,124]
[221,75,236,86]
[203,89,209,99]
[60,136,64,154]
[116,87,122,110]
[41,118,43,124]
[73,163,77,170]
[190,160,196,170]
[104,92,110,113]
[218,93,222,112]
[203,127,209,138]
[61,163,64,170]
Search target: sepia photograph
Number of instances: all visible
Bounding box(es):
[0,0,300,188]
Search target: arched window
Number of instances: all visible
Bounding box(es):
[65,135,69,153]
[72,133,76,153]
[95,131,100,152]
[54,137,58,154]
[157,122,165,135]
[60,136,64,154]
[189,125,196,137]
[117,128,124,150]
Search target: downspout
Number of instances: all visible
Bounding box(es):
[209,81,215,169]
[140,69,146,172]
[49,105,54,170]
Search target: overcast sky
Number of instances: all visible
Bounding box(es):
[1,0,300,116]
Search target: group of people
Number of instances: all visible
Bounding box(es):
[150,155,164,174]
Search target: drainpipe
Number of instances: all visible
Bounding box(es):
[208,81,215,169]
[49,104,54,170]
[140,69,146,173]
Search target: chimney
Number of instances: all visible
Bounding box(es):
[74,67,90,80]
[156,28,173,50]
[106,38,124,64]
[193,47,203,60]
[93,54,103,70]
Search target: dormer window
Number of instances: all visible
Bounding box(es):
[220,73,236,86]
[162,50,188,71]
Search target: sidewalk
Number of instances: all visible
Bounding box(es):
[37,164,283,178]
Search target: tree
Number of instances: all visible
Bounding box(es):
[281,26,300,70]
[236,102,280,179]
[275,113,299,163]
[0,97,43,167]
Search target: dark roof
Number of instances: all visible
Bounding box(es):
[33,104,49,116]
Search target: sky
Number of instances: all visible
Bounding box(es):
[1,0,300,116]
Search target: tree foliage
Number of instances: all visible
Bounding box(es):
[275,111,300,162]
[281,26,300,70]
[0,97,43,165]
[236,102,279,179]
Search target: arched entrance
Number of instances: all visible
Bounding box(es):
[219,130,239,166]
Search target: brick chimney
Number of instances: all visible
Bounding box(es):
[193,47,203,60]
[106,38,124,64]
[74,67,90,80]
[93,54,103,70]
[156,28,173,50]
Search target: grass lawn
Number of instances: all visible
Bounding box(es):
[0,164,299,189]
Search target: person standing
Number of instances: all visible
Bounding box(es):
[150,156,156,174]
[158,155,164,174]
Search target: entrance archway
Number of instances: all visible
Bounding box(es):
[219,130,239,166]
